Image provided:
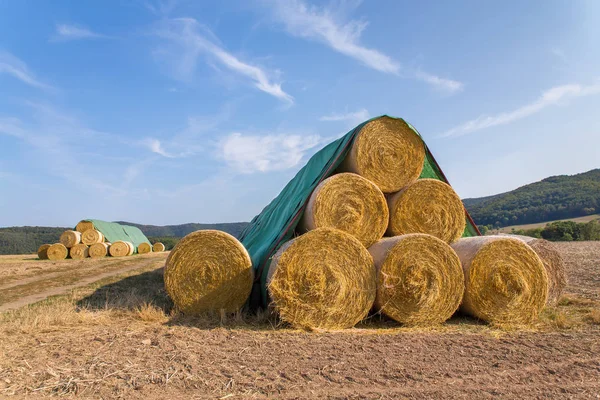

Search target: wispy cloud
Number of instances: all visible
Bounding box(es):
[320,108,370,124]
[219,132,321,173]
[0,51,53,90]
[441,82,600,138]
[265,0,462,93]
[52,24,108,41]
[143,138,178,158]
[155,18,294,104]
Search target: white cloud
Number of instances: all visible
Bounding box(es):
[441,82,600,138]
[155,18,294,104]
[320,108,370,124]
[0,51,53,90]
[219,132,321,173]
[143,138,177,158]
[415,71,464,94]
[53,24,107,41]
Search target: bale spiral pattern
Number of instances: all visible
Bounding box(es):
[75,220,94,233]
[110,241,133,257]
[138,242,152,254]
[47,243,68,260]
[69,244,89,260]
[60,230,81,248]
[82,229,104,245]
[89,242,110,258]
[153,242,165,252]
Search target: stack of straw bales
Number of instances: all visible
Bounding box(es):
[165,116,554,329]
[37,221,165,261]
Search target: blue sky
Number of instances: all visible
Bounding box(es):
[1,0,599,227]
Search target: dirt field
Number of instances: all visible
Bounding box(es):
[1,242,599,399]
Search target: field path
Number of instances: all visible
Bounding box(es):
[0,253,168,312]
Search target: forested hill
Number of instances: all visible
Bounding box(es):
[114,221,249,239]
[464,169,600,227]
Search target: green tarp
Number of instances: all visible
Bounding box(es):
[239,115,480,309]
[75,219,151,253]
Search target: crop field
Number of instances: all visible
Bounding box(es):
[0,242,599,398]
[496,214,600,233]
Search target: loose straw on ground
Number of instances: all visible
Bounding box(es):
[299,173,389,247]
[153,242,165,252]
[81,229,104,246]
[369,234,464,326]
[138,242,152,254]
[164,230,253,314]
[110,241,133,257]
[387,178,466,243]
[60,230,81,248]
[451,236,548,324]
[338,116,425,193]
[37,244,51,260]
[503,234,567,306]
[268,227,376,330]
[69,244,89,260]
[75,220,94,233]
[89,242,110,258]
[47,243,68,260]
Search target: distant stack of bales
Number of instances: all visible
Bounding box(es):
[164,116,561,329]
[37,220,165,261]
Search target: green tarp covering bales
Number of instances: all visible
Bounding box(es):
[239,115,480,308]
[74,219,150,253]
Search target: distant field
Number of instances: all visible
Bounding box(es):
[496,214,600,233]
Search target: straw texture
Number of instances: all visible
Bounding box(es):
[60,230,81,248]
[369,234,464,326]
[267,227,376,330]
[37,244,51,260]
[164,230,253,314]
[503,235,567,306]
[75,220,94,233]
[47,243,68,260]
[89,242,110,258]
[110,241,133,257]
[81,229,104,245]
[138,242,152,254]
[451,236,548,324]
[299,173,389,247]
[69,244,89,260]
[153,242,165,252]
[338,117,425,193]
[387,179,466,243]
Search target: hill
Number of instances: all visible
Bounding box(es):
[114,221,248,239]
[464,169,600,228]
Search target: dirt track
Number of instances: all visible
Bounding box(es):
[0,242,599,398]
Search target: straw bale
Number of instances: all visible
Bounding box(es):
[369,234,464,325]
[47,243,68,260]
[338,116,425,193]
[37,244,51,260]
[75,220,94,233]
[81,229,104,245]
[451,236,548,324]
[267,227,376,330]
[89,242,110,258]
[164,230,253,314]
[299,173,388,247]
[60,230,81,248]
[69,244,89,260]
[387,178,466,243]
[138,242,152,254]
[110,241,133,257]
[153,242,165,252]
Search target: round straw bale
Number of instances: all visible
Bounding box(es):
[153,242,165,252]
[69,244,89,260]
[60,230,81,248]
[89,242,110,258]
[126,241,135,256]
[299,173,388,248]
[81,229,104,245]
[268,227,376,330]
[338,117,425,193]
[110,241,132,257]
[451,236,548,324]
[164,230,253,314]
[37,244,51,260]
[387,179,466,243]
[501,234,567,306]
[47,243,68,260]
[369,234,464,326]
[75,220,94,233]
[138,242,152,254]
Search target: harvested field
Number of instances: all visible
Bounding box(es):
[1,242,599,398]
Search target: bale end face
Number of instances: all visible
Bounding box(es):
[89,242,109,258]
[81,229,104,246]
[47,243,68,260]
[164,230,253,315]
[60,230,82,248]
[69,244,89,260]
[153,242,165,252]
[138,242,152,254]
[37,244,51,260]
[75,220,94,233]
[110,241,133,257]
